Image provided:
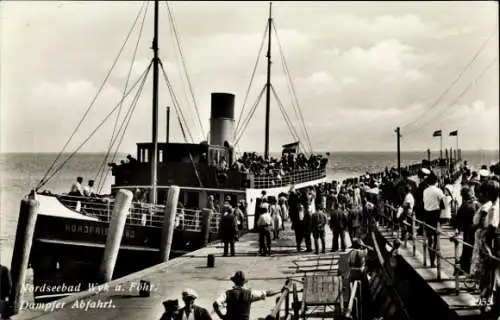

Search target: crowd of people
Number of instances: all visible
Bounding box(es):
[229,152,328,177]
[215,179,371,257]
[380,161,500,315]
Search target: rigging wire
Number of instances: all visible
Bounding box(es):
[36,2,147,190]
[234,22,269,136]
[95,86,139,190]
[272,87,300,145]
[96,61,150,193]
[159,60,195,143]
[271,85,309,154]
[272,21,313,154]
[404,55,498,136]
[278,54,309,151]
[401,29,497,131]
[165,1,205,142]
[274,25,310,152]
[234,84,267,146]
[37,63,153,190]
[95,1,150,184]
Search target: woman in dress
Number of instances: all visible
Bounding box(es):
[440,184,454,225]
[470,181,494,308]
[269,197,283,240]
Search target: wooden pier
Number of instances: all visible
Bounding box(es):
[374,176,485,319]
[12,225,343,320]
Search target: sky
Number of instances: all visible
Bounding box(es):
[1,1,499,154]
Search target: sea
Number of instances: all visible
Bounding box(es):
[1,150,498,266]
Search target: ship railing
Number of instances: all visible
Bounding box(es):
[53,195,222,233]
[373,200,500,298]
[253,168,326,189]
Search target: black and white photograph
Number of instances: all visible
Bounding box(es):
[0,1,499,319]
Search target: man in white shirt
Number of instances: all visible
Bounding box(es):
[422,173,445,267]
[399,184,415,241]
[257,204,273,256]
[83,179,96,197]
[69,176,84,196]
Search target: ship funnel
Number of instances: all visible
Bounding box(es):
[210,92,235,146]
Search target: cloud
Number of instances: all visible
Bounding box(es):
[1,1,498,153]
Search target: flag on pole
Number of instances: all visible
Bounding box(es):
[432,130,442,137]
[449,130,458,136]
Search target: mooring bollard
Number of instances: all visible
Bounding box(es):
[207,254,215,268]
[139,280,151,297]
[160,186,180,262]
[9,198,39,315]
[201,209,213,245]
[99,189,133,283]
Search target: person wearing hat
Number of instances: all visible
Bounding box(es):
[159,299,179,320]
[220,200,238,257]
[213,271,281,320]
[253,191,268,230]
[311,204,328,254]
[175,289,212,320]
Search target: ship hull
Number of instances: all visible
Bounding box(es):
[27,174,326,302]
[27,195,216,302]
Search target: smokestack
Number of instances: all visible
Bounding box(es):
[210,92,235,146]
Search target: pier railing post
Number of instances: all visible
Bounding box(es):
[422,225,428,266]
[201,208,213,245]
[160,186,180,262]
[412,214,416,256]
[99,189,133,283]
[453,231,460,295]
[436,221,441,281]
[9,197,39,315]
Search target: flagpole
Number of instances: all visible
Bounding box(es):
[440,134,443,160]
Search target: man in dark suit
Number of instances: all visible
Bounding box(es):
[220,200,239,257]
[175,289,212,320]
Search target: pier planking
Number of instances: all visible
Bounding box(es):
[13,224,337,320]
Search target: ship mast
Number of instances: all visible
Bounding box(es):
[264,2,272,160]
[150,0,160,205]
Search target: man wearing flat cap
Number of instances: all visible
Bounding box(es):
[175,289,212,320]
[213,271,281,320]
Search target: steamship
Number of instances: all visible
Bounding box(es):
[23,1,327,302]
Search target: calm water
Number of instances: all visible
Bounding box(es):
[0,150,498,265]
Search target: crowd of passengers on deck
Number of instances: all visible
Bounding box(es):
[229,151,328,176]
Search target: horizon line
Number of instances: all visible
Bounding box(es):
[1,148,499,155]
